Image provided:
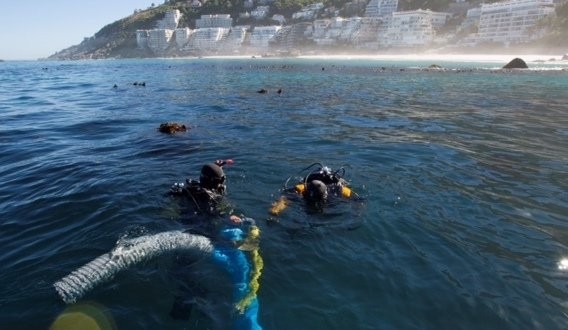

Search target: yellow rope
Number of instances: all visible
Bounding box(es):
[235,226,263,314]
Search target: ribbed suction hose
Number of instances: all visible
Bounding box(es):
[54,231,214,304]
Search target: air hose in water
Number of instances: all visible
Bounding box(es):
[54,231,214,304]
[53,228,263,330]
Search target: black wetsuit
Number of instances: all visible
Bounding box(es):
[179,179,224,215]
[168,179,230,321]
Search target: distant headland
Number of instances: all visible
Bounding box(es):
[48,0,568,60]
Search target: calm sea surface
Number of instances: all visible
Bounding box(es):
[1,57,567,330]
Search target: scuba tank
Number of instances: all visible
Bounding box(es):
[269,163,355,215]
[293,163,353,199]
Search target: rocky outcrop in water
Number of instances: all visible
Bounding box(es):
[159,122,188,134]
[503,58,528,69]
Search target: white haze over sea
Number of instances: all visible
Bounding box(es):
[298,53,568,63]
[189,53,568,71]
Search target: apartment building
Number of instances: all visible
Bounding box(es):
[476,0,555,44]
[223,26,249,50]
[175,27,194,48]
[190,27,230,50]
[148,29,175,51]
[196,14,233,29]
[365,0,399,18]
[136,30,149,48]
[381,10,448,46]
[249,26,282,48]
[355,17,383,48]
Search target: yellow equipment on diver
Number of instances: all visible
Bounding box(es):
[270,182,354,216]
[297,183,352,198]
[269,196,288,215]
[341,186,352,198]
[295,183,353,198]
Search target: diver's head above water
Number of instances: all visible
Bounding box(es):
[200,162,226,194]
[305,179,328,204]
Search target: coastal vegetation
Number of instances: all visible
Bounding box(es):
[48,0,568,60]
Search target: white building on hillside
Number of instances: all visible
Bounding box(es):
[464,7,481,27]
[311,17,363,46]
[365,0,398,18]
[476,0,555,44]
[175,28,194,48]
[339,17,363,41]
[456,6,481,39]
[190,27,230,51]
[381,10,449,47]
[355,17,383,47]
[196,14,233,29]
[223,26,249,49]
[249,26,282,48]
[136,10,181,50]
[148,29,175,52]
[136,30,149,48]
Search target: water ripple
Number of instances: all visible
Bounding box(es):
[0,59,567,330]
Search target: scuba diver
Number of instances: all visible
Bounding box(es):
[168,159,264,329]
[269,162,360,216]
[170,159,234,217]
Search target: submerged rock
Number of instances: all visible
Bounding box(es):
[562,54,568,61]
[159,122,187,134]
[503,58,528,69]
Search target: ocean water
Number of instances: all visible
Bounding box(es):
[0,56,567,330]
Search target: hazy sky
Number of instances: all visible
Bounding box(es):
[0,1,160,60]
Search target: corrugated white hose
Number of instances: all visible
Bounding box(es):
[54,231,214,304]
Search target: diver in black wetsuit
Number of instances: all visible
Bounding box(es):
[170,159,233,217]
[269,163,358,216]
[168,159,262,324]
[168,159,233,321]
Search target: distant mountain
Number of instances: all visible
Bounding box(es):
[48,0,568,60]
